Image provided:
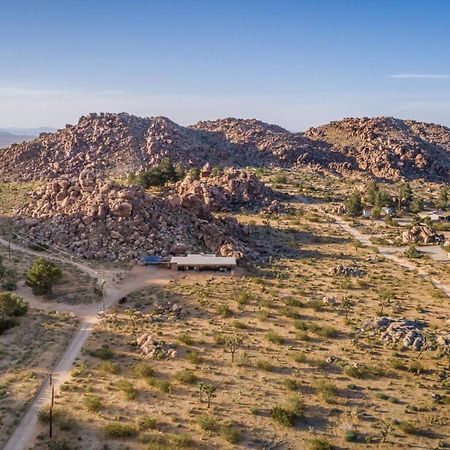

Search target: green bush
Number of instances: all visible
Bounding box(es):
[397,421,420,435]
[116,379,137,400]
[270,406,296,427]
[308,438,333,450]
[98,361,119,374]
[138,415,157,430]
[197,414,219,432]
[220,422,241,444]
[0,293,28,316]
[266,331,285,345]
[175,369,198,385]
[87,344,114,360]
[132,362,154,378]
[186,350,203,365]
[0,316,18,335]
[313,379,338,403]
[82,394,102,412]
[104,422,138,437]
[25,257,63,295]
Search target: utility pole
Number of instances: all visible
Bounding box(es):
[49,373,54,438]
[8,238,10,260]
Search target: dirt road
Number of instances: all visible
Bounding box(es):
[0,238,181,450]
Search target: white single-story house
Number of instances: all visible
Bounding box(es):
[170,254,237,271]
[418,210,450,222]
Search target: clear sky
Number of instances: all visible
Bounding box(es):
[1,0,450,130]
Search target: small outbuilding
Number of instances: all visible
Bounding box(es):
[170,254,237,271]
[362,206,373,218]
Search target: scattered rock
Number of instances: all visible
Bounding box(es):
[137,332,177,359]
[329,265,366,277]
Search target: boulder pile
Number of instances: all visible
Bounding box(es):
[329,265,366,277]
[136,332,177,359]
[401,224,445,245]
[306,116,450,181]
[151,301,186,322]
[172,167,286,213]
[362,317,450,351]
[14,170,251,261]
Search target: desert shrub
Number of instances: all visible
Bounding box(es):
[178,333,194,346]
[0,293,28,316]
[234,290,251,305]
[232,320,248,329]
[71,362,89,378]
[116,379,137,400]
[47,440,73,450]
[197,414,219,432]
[397,421,420,435]
[256,359,273,371]
[308,438,333,450]
[175,369,198,385]
[83,394,102,412]
[186,350,203,365]
[284,297,303,307]
[132,362,154,378]
[270,406,296,427]
[147,377,171,393]
[98,361,119,374]
[104,422,138,437]
[87,344,114,360]
[138,415,157,430]
[0,316,18,335]
[128,158,183,188]
[313,379,338,403]
[344,431,358,442]
[281,307,301,319]
[216,304,233,318]
[25,257,63,295]
[235,351,251,367]
[220,422,241,444]
[389,358,407,371]
[266,331,285,345]
[283,378,299,391]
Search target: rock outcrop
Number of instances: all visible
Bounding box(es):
[14,170,251,261]
[2,113,449,182]
[401,224,445,245]
[172,168,285,213]
[306,117,450,181]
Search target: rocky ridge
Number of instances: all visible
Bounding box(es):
[14,170,251,261]
[305,117,450,181]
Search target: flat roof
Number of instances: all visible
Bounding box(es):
[170,254,237,266]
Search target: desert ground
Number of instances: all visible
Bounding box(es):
[1,174,445,450]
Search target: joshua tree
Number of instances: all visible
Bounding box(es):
[197,382,216,408]
[340,296,353,320]
[125,308,140,334]
[380,419,392,443]
[224,335,243,363]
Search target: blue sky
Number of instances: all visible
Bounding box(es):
[1,0,450,130]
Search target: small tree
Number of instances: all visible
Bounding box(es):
[345,192,363,217]
[197,382,216,408]
[0,293,28,317]
[25,258,63,295]
[340,296,353,320]
[438,186,448,210]
[224,336,243,363]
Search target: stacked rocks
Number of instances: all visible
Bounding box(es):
[136,332,177,359]
[172,168,284,212]
[401,224,445,245]
[362,317,450,351]
[15,169,250,261]
[329,265,366,277]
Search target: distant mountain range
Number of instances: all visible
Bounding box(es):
[0,113,448,182]
[0,127,55,148]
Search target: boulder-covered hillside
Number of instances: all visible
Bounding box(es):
[305,117,450,181]
[1,113,449,182]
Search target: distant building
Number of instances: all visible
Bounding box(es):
[170,254,237,271]
[382,206,395,216]
[362,206,373,218]
[419,210,450,222]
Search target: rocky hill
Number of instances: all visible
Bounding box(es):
[1,113,449,182]
[15,170,251,261]
[305,117,450,181]
[172,167,285,213]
